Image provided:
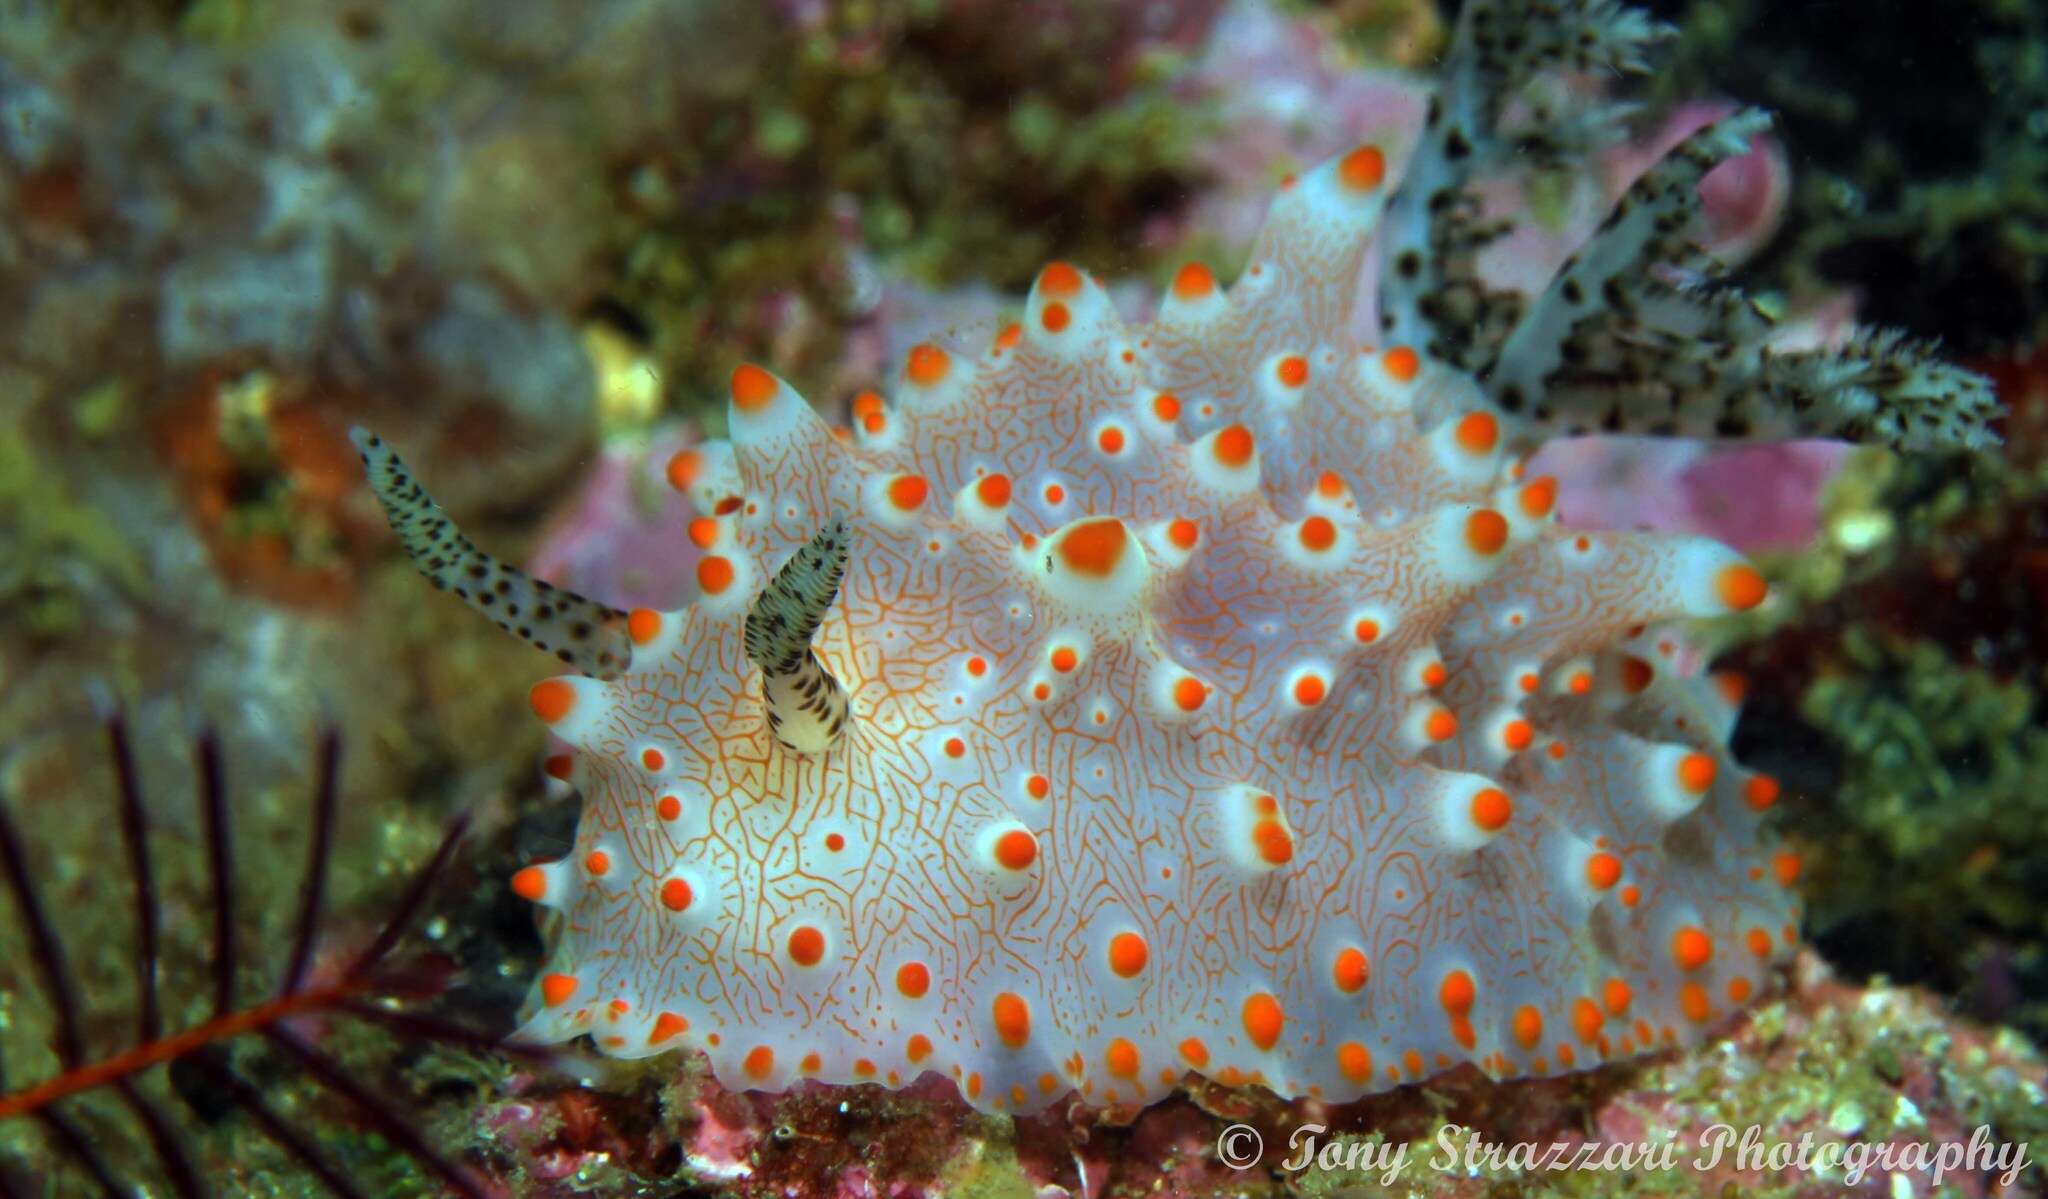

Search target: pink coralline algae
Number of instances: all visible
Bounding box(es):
[358,0,1993,1123]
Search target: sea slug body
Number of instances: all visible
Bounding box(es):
[358,0,1993,1114]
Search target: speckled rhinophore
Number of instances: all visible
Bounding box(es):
[359,0,1995,1116]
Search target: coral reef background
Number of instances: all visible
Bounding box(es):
[0,0,2042,1194]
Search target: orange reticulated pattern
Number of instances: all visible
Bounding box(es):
[511,140,1796,1115]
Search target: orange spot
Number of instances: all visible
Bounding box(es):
[994,323,1022,350]
[907,1034,932,1063]
[944,736,966,759]
[1744,775,1781,811]
[528,679,576,724]
[1172,676,1207,712]
[1425,708,1459,742]
[1316,470,1346,497]
[1680,983,1711,1023]
[852,390,884,419]
[1096,425,1126,454]
[1179,1038,1210,1067]
[788,926,826,966]
[1041,302,1071,333]
[665,448,703,493]
[1050,646,1079,673]
[1044,483,1066,505]
[1519,672,1540,693]
[1057,518,1127,577]
[1715,671,1750,704]
[1402,1050,1424,1078]
[800,1052,822,1074]
[627,608,662,645]
[995,829,1038,870]
[1728,977,1753,1004]
[824,833,845,852]
[1032,682,1051,701]
[1152,392,1182,421]
[964,656,989,679]
[1027,774,1050,800]
[584,850,610,876]
[1518,476,1558,518]
[1602,978,1632,1016]
[1465,508,1508,554]
[1108,932,1149,978]
[1354,618,1381,643]
[1242,993,1284,1050]
[657,794,682,821]
[906,343,950,386]
[1333,948,1370,993]
[1038,1072,1058,1094]
[1557,1044,1576,1068]
[1502,719,1533,752]
[1585,852,1622,891]
[649,1012,687,1044]
[1167,518,1200,550]
[1572,997,1603,1043]
[1716,564,1768,611]
[1672,927,1713,972]
[1382,346,1420,381]
[1213,424,1254,468]
[1292,674,1326,706]
[730,363,779,411]
[1338,144,1387,191]
[1568,671,1593,695]
[895,962,930,999]
[862,412,886,435]
[659,877,693,912]
[1253,819,1294,865]
[1171,262,1216,300]
[1439,970,1475,1016]
[1773,851,1802,886]
[993,993,1031,1048]
[1746,928,1774,958]
[510,866,546,902]
[888,474,929,511]
[1336,1041,1373,1083]
[641,747,665,771]
[1298,516,1336,551]
[1512,1005,1543,1049]
[970,474,1011,509]
[541,973,577,1007]
[1455,412,1499,454]
[1678,753,1718,794]
[1618,657,1654,694]
[744,1046,775,1079]
[1255,793,1278,815]
[1039,261,1083,296]
[1620,884,1640,907]
[1276,355,1309,387]
[697,556,735,595]
[1469,788,1512,832]
[1106,1038,1139,1079]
